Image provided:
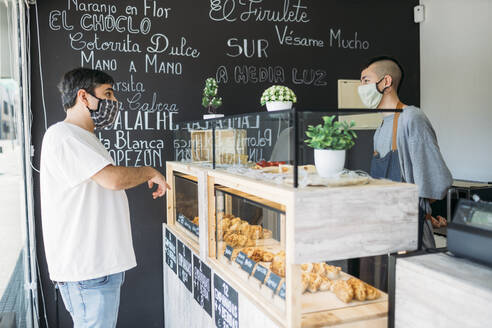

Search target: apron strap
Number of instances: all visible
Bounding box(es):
[391,101,405,151]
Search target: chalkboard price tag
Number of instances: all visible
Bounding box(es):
[224,245,233,261]
[177,240,193,293]
[191,222,200,237]
[253,264,268,283]
[164,228,177,274]
[266,272,282,292]
[235,252,247,266]
[214,274,239,328]
[278,282,286,300]
[177,213,186,226]
[193,254,212,317]
[177,213,199,237]
[241,257,256,275]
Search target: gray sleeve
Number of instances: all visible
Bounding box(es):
[400,112,453,200]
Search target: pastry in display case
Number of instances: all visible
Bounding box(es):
[191,128,248,165]
[215,185,284,265]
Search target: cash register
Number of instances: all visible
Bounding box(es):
[448,198,492,267]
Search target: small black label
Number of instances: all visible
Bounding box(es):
[191,223,200,236]
[253,264,268,283]
[177,213,199,237]
[177,240,193,293]
[193,255,212,317]
[278,282,286,299]
[214,274,239,328]
[235,252,246,266]
[164,228,177,274]
[224,246,233,261]
[241,257,256,275]
[266,272,282,292]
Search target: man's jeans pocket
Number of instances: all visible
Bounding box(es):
[57,282,73,314]
[78,275,110,289]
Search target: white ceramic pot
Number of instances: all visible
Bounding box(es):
[203,113,225,120]
[266,101,292,111]
[314,149,346,178]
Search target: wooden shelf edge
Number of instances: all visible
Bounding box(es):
[301,300,388,328]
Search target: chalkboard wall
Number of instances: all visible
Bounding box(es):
[30,1,419,327]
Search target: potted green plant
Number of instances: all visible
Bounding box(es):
[305,115,357,177]
[202,77,223,119]
[260,85,297,111]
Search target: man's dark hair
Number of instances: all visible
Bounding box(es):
[58,68,114,110]
[362,56,405,92]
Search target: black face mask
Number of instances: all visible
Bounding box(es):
[376,76,392,94]
[85,91,119,129]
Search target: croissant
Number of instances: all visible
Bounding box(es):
[239,221,250,235]
[313,263,326,276]
[237,234,248,247]
[347,278,366,301]
[307,273,322,293]
[364,283,380,300]
[271,259,285,277]
[319,276,332,291]
[333,280,354,303]
[262,251,274,262]
[250,249,264,262]
[249,225,263,240]
[242,247,255,258]
[324,264,341,279]
[301,263,314,273]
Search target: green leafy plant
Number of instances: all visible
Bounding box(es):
[202,77,223,114]
[305,115,357,150]
[260,85,297,106]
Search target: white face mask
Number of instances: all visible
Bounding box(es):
[358,77,385,109]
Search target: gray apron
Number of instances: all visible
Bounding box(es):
[370,103,435,249]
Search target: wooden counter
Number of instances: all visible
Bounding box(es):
[164,162,419,328]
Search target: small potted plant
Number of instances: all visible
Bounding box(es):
[305,115,357,177]
[202,77,223,119]
[260,85,297,111]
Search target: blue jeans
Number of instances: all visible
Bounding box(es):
[57,272,125,328]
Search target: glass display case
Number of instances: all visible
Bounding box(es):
[166,161,209,250]
[173,108,401,187]
[174,172,199,239]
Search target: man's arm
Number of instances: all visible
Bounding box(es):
[92,165,170,199]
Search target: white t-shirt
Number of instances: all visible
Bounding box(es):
[40,122,136,282]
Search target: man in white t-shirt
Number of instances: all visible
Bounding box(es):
[40,68,170,328]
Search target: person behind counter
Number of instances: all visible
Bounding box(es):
[40,68,170,327]
[358,56,452,249]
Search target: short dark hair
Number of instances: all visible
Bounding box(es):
[58,68,114,110]
[362,56,405,92]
